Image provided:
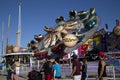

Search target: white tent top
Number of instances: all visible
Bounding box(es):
[0,52,34,57]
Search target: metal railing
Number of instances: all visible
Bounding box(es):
[87,66,120,80]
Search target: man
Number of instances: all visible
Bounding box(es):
[6,64,12,80]
[96,51,107,80]
[81,59,88,80]
[40,55,53,80]
[53,57,61,80]
[70,55,82,80]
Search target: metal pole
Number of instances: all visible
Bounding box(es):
[113,66,116,80]
[6,15,11,54]
[38,60,40,70]
[2,21,4,55]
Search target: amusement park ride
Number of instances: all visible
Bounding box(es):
[27,8,100,59]
[4,4,120,61]
[0,2,120,78]
[107,20,120,51]
[3,0,120,61]
[27,7,120,60]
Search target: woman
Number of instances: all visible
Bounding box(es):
[11,63,16,80]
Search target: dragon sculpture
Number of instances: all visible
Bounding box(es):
[28,8,100,59]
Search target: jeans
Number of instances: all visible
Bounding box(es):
[7,70,11,80]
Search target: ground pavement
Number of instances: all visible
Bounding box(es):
[0,74,26,80]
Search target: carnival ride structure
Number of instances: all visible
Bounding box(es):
[28,8,100,59]
[107,20,120,51]
[84,19,120,61]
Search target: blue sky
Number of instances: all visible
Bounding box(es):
[0,0,120,51]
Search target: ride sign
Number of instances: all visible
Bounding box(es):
[63,34,78,47]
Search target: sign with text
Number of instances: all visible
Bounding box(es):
[63,34,78,47]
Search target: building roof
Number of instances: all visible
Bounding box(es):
[0,52,34,57]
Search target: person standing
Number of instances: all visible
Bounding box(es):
[70,55,82,80]
[6,64,12,80]
[81,59,88,80]
[53,58,61,80]
[40,56,53,80]
[96,51,107,80]
[11,62,16,80]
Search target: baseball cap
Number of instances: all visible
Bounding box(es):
[98,51,104,57]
